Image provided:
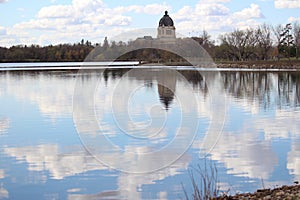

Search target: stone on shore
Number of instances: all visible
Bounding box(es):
[214,184,300,200]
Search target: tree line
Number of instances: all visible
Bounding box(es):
[0,22,300,62]
[216,23,300,61]
[0,39,94,62]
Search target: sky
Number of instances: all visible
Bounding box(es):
[0,0,299,47]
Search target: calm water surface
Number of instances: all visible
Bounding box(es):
[0,66,300,199]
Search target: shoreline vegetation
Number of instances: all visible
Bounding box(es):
[216,60,300,70]
[157,60,300,69]
[185,162,300,200]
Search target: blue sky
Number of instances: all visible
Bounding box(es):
[0,0,299,46]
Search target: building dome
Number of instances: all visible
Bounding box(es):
[159,11,174,27]
[157,11,176,39]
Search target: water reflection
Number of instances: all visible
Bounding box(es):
[158,83,175,111]
[0,169,6,199]
[0,186,8,200]
[74,68,201,173]
[1,70,300,199]
[4,144,104,180]
[210,131,278,179]
[0,71,75,120]
[288,141,300,181]
[4,143,190,199]
[0,118,9,135]
[221,72,300,108]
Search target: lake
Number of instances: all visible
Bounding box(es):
[0,65,300,199]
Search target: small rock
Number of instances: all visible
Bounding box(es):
[276,191,285,196]
[263,195,271,200]
[257,189,270,193]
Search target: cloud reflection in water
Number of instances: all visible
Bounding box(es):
[1,70,300,197]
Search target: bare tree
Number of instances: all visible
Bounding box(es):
[201,30,211,46]
[256,24,273,60]
[293,22,300,59]
[272,24,284,60]
[191,30,212,46]
[219,28,257,61]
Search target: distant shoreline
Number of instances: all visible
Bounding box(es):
[216,60,300,70]
[162,60,300,69]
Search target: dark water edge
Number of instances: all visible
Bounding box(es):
[161,60,300,69]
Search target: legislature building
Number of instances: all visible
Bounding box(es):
[157,11,176,39]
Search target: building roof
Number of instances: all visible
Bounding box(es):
[159,11,174,27]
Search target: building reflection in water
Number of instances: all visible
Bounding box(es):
[156,70,177,110]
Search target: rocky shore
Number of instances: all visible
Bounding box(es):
[215,184,300,200]
[216,60,300,70]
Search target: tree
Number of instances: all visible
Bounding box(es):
[103,37,109,50]
[293,22,300,59]
[219,28,257,61]
[273,24,284,60]
[256,24,273,60]
[191,30,215,58]
[279,23,294,59]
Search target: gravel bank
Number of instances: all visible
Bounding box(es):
[215,184,300,200]
[216,60,300,70]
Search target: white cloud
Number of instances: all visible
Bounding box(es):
[175,6,193,22]
[198,0,231,2]
[37,5,74,19]
[1,0,135,46]
[143,4,171,15]
[275,0,300,8]
[233,4,264,19]
[288,17,300,22]
[0,0,270,46]
[0,26,6,35]
[0,0,173,46]
[115,4,170,15]
[0,0,8,3]
[31,0,131,28]
[173,2,264,37]
[195,3,230,16]
[235,19,261,30]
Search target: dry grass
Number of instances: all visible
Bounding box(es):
[183,161,220,200]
